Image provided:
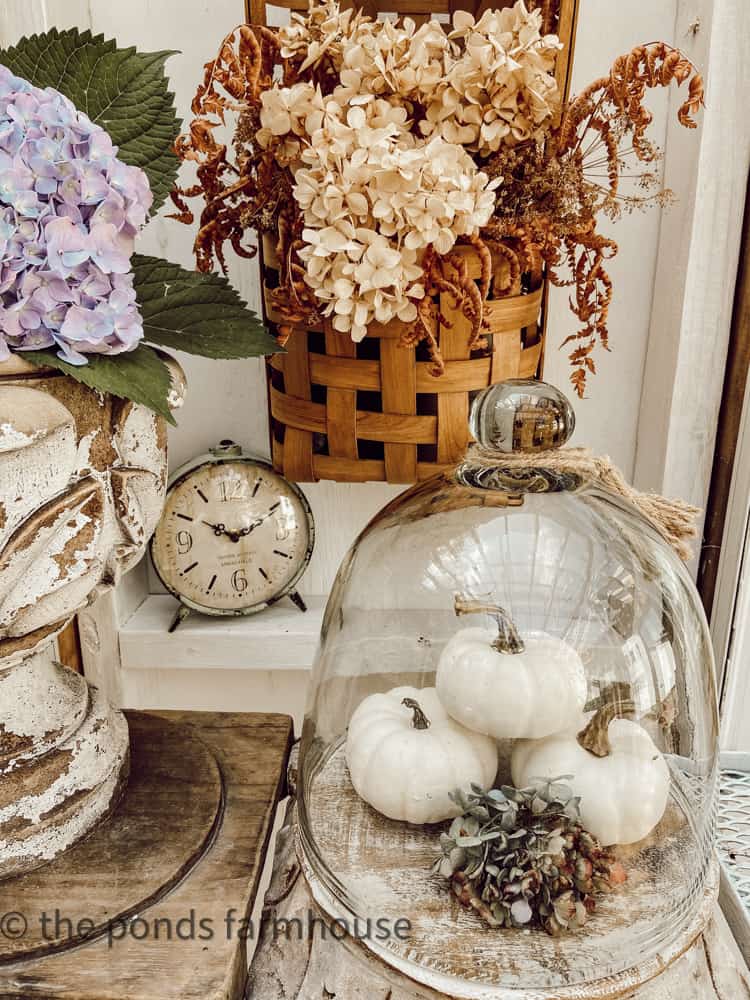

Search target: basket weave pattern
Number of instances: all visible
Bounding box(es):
[256,0,575,483]
[266,240,544,483]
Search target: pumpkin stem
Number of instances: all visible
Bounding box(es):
[402,697,430,730]
[453,594,525,655]
[577,700,637,757]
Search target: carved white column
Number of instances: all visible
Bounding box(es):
[0,355,184,878]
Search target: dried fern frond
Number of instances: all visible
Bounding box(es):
[170,24,284,278]
[481,42,703,396]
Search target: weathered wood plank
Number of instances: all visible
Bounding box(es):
[380,338,418,483]
[300,743,716,995]
[0,713,222,962]
[248,801,750,999]
[324,327,360,462]
[0,710,293,1000]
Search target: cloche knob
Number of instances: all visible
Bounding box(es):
[470,379,575,454]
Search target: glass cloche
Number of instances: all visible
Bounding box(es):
[297,379,718,996]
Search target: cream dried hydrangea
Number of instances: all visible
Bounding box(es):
[260,0,558,341]
[277,0,561,156]
[427,6,562,154]
[278,1,358,71]
[256,81,324,165]
[339,16,453,102]
[261,89,497,340]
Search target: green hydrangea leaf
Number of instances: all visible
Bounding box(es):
[0,28,180,211]
[132,254,281,358]
[23,345,177,425]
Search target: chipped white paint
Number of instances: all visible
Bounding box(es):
[0,357,182,878]
[0,423,47,449]
[114,405,165,478]
[167,387,184,410]
[163,353,188,415]
[75,428,97,471]
[0,677,129,878]
[0,653,87,746]
[0,387,78,552]
[77,612,100,655]
[0,502,103,637]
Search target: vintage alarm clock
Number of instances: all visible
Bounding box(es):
[151,441,314,630]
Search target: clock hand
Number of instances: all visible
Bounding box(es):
[239,519,264,536]
[201,519,255,543]
[240,505,281,536]
[202,520,227,537]
[202,505,280,543]
[212,522,244,543]
[225,520,262,542]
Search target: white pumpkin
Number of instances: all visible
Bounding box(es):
[511,704,670,846]
[436,597,587,740]
[345,686,498,824]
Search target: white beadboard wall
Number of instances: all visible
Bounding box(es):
[1,0,704,723]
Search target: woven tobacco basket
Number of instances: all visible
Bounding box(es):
[265,238,544,483]
[255,0,578,484]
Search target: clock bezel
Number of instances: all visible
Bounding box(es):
[150,448,315,617]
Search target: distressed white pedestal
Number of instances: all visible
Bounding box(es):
[0,356,183,878]
[0,645,129,878]
[248,801,750,1000]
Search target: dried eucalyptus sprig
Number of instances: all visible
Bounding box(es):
[433,779,626,936]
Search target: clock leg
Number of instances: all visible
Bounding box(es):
[288,591,308,613]
[168,603,192,633]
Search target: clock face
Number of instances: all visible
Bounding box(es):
[151,459,312,614]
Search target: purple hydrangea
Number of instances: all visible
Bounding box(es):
[0,65,152,364]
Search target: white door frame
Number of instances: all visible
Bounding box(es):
[633,0,750,745]
[713,363,750,749]
[634,0,750,522]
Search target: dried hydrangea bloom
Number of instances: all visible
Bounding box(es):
[424,5,562,155]
[257,81,324,166]
[340,16,453,102]
[0,65,152,363]
[278,1,358,71]
[260,82,498,340]
[249,0,561,340]
[276,0,560,158]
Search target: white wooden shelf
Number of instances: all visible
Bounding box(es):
[120,594,325,672]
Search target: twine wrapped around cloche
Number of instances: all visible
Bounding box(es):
[465,380,700,563]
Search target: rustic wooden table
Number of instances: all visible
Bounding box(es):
[248,800,750,1000]
[0,710,293,1000]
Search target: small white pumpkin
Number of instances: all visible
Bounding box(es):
[511,703,670,846]
[436,596,587,740]
[345,686,498,824]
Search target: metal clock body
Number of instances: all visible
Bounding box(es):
[151,442,314,625]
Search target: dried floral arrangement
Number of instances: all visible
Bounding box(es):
[0,30,277,420]
[173,0,703,395]
[434,779,627,935]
